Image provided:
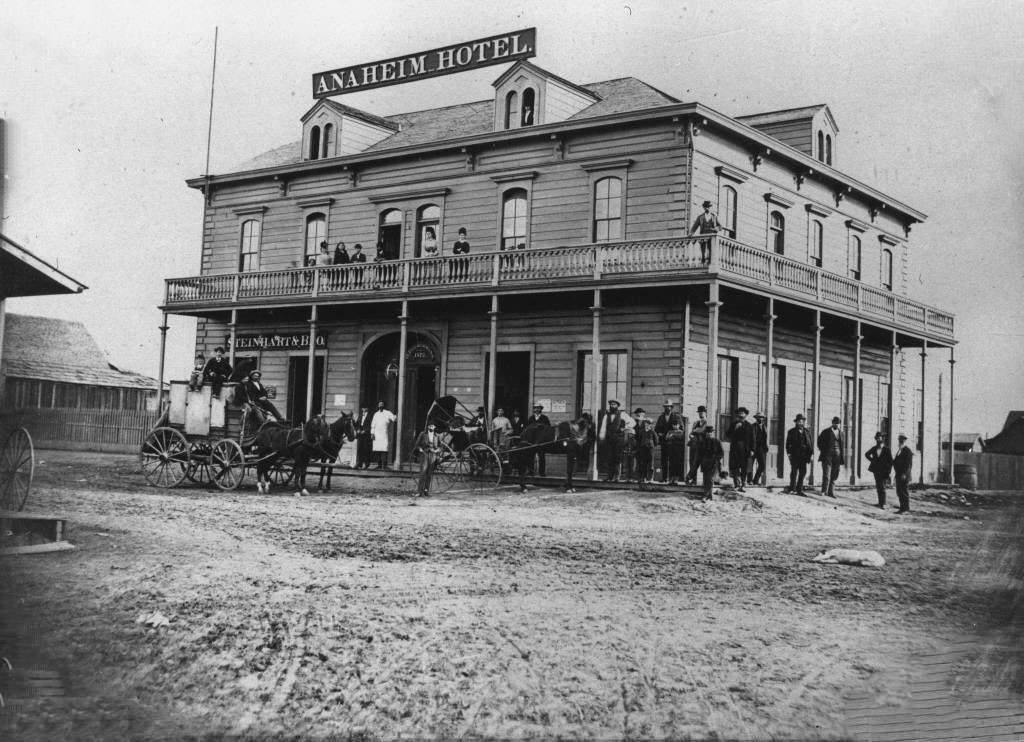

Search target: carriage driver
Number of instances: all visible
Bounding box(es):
[242,369,285,424]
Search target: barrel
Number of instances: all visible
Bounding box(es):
[954,464,978,491]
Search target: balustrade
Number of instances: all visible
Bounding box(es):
[163,235,953,339]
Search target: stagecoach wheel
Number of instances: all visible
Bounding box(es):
[268,461,294,486]
[210,439,246,490]
[186,441,215,486]
[463,443,502,492]
[0,427,34,512]
[140,427,189,489]
[428,442,461,495]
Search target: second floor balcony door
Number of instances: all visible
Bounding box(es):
[378,209,402,260]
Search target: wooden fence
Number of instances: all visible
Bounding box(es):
[0,408,159,453]
[950,451,1024,490]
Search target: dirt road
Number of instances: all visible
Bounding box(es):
[1,450,1022,740]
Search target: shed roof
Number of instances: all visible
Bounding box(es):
[1,233,87,299]
[2,314,157,390]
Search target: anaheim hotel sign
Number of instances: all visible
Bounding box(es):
[312,28,536,98]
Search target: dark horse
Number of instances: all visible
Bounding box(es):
[509,416,594,493]
[314,412,357,491]
[253,415,332,496]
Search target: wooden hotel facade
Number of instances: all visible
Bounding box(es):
[161,60,956,483]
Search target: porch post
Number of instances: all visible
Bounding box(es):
[590,289,602,480]
[227,308,238,366]
[948,348,955,484]
[851,320,862,484]
[0,300,7,403]
[810,310,822,486]
[487,295,498,422]
[706,282,721,430]
[157,312,169,413]
[764,297,776,479]
[304,305,318,421]
[680,297,690,476]
[395,300,409,467]
[919,339,927,484]
[889,331,898,444]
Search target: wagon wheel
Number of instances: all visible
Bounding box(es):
[140,427,189,488]
[462,443,502,492]
[0,427,34,511]
[186,441,215,486]
[428,442,461,495]
[268,460,294,486]
[211,439,246,490]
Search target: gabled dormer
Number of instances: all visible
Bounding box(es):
[492,61,600,132]
[737,104,839,166]
[300,99,400,161]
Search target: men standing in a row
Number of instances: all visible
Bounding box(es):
[749,412,769,485]
[354,406,373,469]
[598,399,633,482]
[893,434,914,514]
[865,431,894,509]
[726,407,754,493]
[202,346,233,396]
[817,416,844,498]
[685,405,709,484]
[784,414,814,495]
[527,404,550,476]
[654,401,675,482]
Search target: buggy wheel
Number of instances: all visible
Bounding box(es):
[211,439,245,490]
[0,427,34,511]
[462,443,502,492]
[140,427,189,488]
[268,461,294,486]
[186,441,215,486]
[427,442,460,494]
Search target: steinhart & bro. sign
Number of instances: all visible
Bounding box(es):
[312,28,536,98]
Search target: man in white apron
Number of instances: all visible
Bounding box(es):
[370,400,397,469]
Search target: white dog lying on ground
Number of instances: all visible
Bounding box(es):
[811,548,886,568]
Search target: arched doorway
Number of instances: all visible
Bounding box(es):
[360,332,440,461]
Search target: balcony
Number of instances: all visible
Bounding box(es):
[163,236,955,342]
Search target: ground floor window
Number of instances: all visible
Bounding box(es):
[577,350,628,414]
[717,356,739,434]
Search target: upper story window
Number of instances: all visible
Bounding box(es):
[770,211,785,255]
[593,177,623,242]
[321,123,334,159]
[308,126,321,161]
[521,88,536,126]
[304,213,327,265]
[378,208,402,260]
[721,185,737,239]
[416,204,440,257]
[817,131,825,162]
[810,220,823,267]
[881,248,893,290]
[239,219,261,272]
[501,189,528,250]
[825,134,833,166]
[849,235,861,280]
[504,91,519,130]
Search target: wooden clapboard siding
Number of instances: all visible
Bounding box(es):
[748,118,815,157]
[544,78,595,121]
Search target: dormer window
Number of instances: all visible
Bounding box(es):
[504,91,519,130]
[521,88,535,127]
[322,123,334,159]
[309,126,321,161]
[825,134,832,166]
[817,130,825,163]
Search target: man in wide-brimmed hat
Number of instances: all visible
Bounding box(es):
[726,406,755,492]
[817,415,845,498]
[749,412,769,485]
[784,414,814,495]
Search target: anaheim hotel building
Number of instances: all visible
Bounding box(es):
[162,58,956,483]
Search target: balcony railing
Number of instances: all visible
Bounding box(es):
[164,235,954,340]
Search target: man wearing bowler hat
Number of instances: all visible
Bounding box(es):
[685,405,709,485]
[865,431,894,509]
[784,414,814,495]
[893,433,914,513]
[526,403,551,476]
[750,412,769,485]
[726,407,755,492]
[598,399,630,482]
[690,199,720,262]
[817,415,845,498]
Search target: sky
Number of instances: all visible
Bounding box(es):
[2,0,1022,435]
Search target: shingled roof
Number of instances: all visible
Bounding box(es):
[2,314,157,390]
[232,76,680,172]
